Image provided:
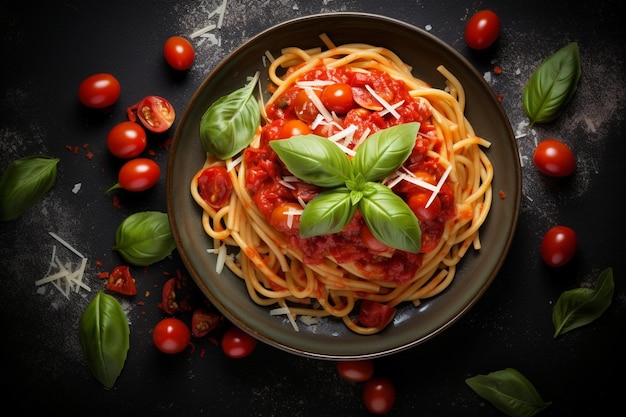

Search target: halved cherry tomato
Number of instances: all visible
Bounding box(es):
[198,166,233,209]
[533,138,576,177]
[278,119,312,139]
[270,202,303,233]
[127,96,175,133]
[106,121,147,159]
[153,317,191,354]
[337,360,375,382]
[357,300,396,329]
[360,224,391,253]
[541,225,577,267]
[191,306,222,338]
[322,83,354,114]
[105,265,137,296]
[407,192,441,221]
[78,73,121,109]
[464,10,501,50]
[362,377,396,415]
[221,326,257,358]
[163,36,195,71]
[109,157,160,193]
[293,89,321,123]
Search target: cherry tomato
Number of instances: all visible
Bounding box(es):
[106,121,147,159]
[78,73,121,108]
[541,225,577,267]
[337,360,375,382]
[293,89,321,123]
[322,83,354,114]
[464,10,501,50]
[127,96,176,133]
[357,300,396,329]
[198,166,233,210]
[278,119,312,139]
[109,158,160,193]
[163,35,195,71]
[270,202,303,233]
[153,318,191,354]
[362,377,396,415]
[533,138,576,177]
[221,326,257,358]
[407,192,441,221]
[360,224,391,253]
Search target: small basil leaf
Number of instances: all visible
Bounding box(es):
[113,211,176,266]
[353,122,419,182]
[552,267,614,337]
[523,42,581,126]
[466,368,551,417]
[0,156,59,221]
[269,134,352,188]
[79,291,130,389]
[359,182,421,253]
[200,73,261,159]
[299,187,355,237]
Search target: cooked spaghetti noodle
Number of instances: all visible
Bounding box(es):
[191,36,493,335]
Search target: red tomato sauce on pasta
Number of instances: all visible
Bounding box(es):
[243,66,455,283]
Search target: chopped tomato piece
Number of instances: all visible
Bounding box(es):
[105,265,137,296]
[357,300,396,329]
[191,306,223,338]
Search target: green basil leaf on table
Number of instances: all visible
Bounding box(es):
[79,291,130,389]
[522,42,581,126]
[113,211,176,266]
[552,267,614,337]
[200,72,260,159]
[299,187,355,237]
[465,368,551,417]
[0,156,59,221]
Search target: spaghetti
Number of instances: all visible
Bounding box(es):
[191,36,493,335]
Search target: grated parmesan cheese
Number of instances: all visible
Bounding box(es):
[365,84,401,118]
[36,233,90,297]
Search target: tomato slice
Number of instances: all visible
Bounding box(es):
[198,166,233,210]
[127,96,176,133]
[105,265,137,296]
[191,306,222,338]
[357,300,396,329]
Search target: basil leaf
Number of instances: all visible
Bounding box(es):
[466,368,551,417]
[269,134,352,188]
[353,122,419,182]
[523,42,581,126]
[0,156,59,221]
[113,211,176,266]
[200,73,260,159]
[359,182,421,253]
[552,267,614,337]
[79,291,130,389]
[299,187,355,237]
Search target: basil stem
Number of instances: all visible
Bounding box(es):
[466,368,551,417]
[552,267,614,337]
[79,291,130,389]
[0,156,59,221]
[200,72,261,159]
[113,211,176,266]
[523,42,581,126]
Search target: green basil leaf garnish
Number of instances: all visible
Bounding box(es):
[299,187,355,237]
[466,368,551,417]
[523,42,581,126]
[79,291,130,389]
[0,156,59,221]
[200,72,261,159]
[552,267,614,337]
[113,211,176,266]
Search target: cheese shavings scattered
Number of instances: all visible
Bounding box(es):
[270,306,299,331]
[365,84,401,119]
[303,86,334,122]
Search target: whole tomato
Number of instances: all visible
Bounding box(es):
[78,73,121,108]
[465,10,501,50]
[164,36,195,70]
[541,225,577,267]
[106,158,161,194]
[533,138,576,177]
[153,318,191,354]
[106,121,147,159]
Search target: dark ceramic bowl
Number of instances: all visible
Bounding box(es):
[167,12,521,359]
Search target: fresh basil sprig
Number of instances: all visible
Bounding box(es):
[0,156,59,221]
[466,368,552,417]
[200,72,261,159]
[113,211,176,266]
[270,122,422,253]
[523,42,581,126]
[552,267,614,337]
[79,291,130,389]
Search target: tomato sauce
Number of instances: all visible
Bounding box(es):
[243,65,455,283]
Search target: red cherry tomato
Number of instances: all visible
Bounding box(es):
[360,224,391,253]
[357,300,396,329]
[533,138,576,177]
[221,326,257,358]
[278,119,312,139]
[197,166,233,210]
[464,10,501,50]
[321,83,354,114]
[127,96,176,133]
[106,121,147,159]
[78,73,121,108]
[270,202,303,233]
[407,192,441,221]
[541,225,577,267]
[337,360,375,382]
[293,89,321,124]
[163,36,195,70]
[362,377,396,415]
[153,317,191,354]
[110,158,160,193]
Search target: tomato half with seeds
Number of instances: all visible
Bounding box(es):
[541,225,577,267]
[116,158,160,192]
[198,166,233,210]
[105,265,137,296]
[363,377,396,415]
[221,326,257,358]
[106,121,147,159]
[191,306,222,338]
[337,360,375,382]
[533,138,576,177]
[465,9,501,50]
[153,317,191,354]
[127,96,176,133]
[163,36,195,71]
[78,73,121,109]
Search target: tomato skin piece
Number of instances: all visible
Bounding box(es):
[106,121,147,159]
[197,166,233,209]
[78,73,121,108]
[117,158,161,192]
[127,96,176,133]
[321,83,354,114]
[163,36,195,71]
[337,360,375,382]
[533,139,576,177]
[541,225,577,267]
[464,10,501,50]
[153,318,191,354]
[105,265,137,296]
[362,377,396,415]
[221,326,257,358]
